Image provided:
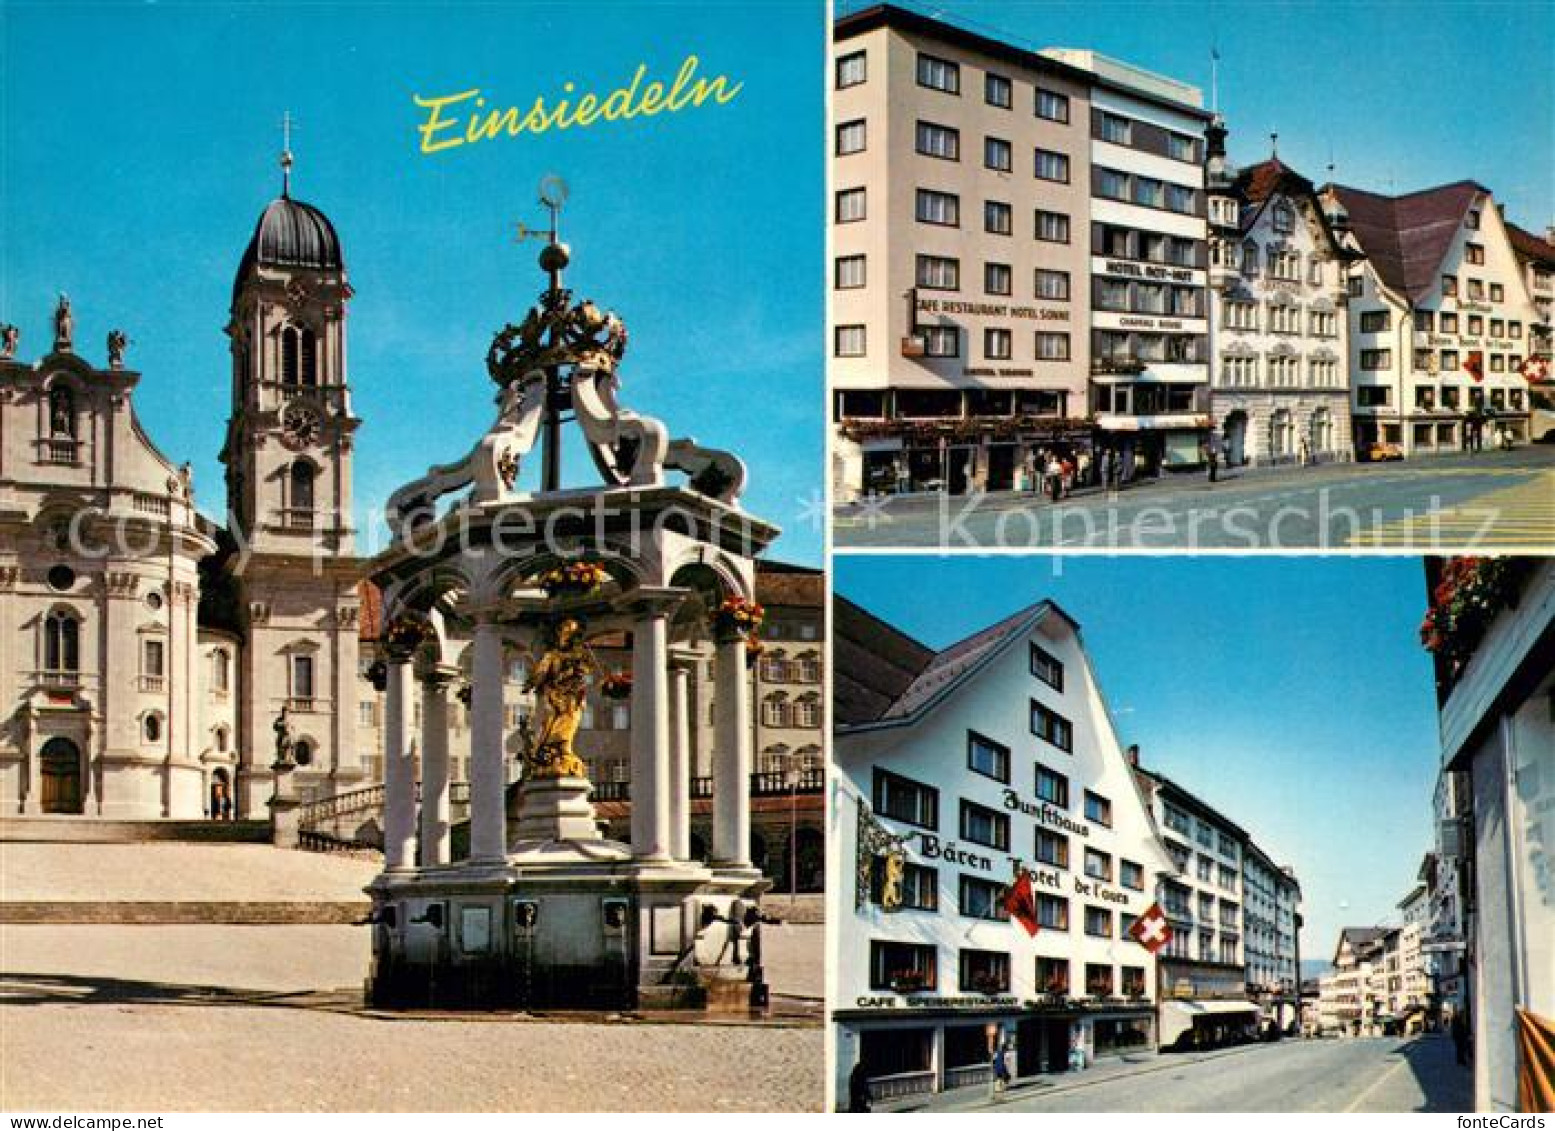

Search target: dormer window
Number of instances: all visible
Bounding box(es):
[1273,203,1294,233]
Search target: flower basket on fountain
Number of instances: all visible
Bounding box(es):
[538,560,610,600]
[710,596,765,667]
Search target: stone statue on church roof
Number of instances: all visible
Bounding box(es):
[107,329,128,369]
[0,323,17,359]
[53,294,73,353]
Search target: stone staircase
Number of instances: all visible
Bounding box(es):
[0,840,377,925]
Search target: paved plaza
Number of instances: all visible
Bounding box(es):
[836,446,1555,549]
[0,921,823,1112]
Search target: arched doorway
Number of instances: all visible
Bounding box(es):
[209,767,231,820]
[39,737,83,814]
[1224,412,1248,467]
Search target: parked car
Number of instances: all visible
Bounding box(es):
[1366,441,1404,462]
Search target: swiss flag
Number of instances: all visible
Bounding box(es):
[1129,902,1174,954]
[1003,871,1040,937]
[1464,351,1485,383]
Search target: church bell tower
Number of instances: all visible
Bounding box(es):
[222,123,358,556]
[220,123,363,814]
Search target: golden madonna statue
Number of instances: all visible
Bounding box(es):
[521,617,599,779]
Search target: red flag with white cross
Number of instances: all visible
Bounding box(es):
[1003,870,1040,937]
[1129,902,1173,954]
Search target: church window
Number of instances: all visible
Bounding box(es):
[143,714,162,743]
[142,639,165,679]
[300,328,319,386]
[44,611,81,672]
[48,387,76,437]
[281,327,300,385]
[215,727,229,753]
[46,565,76,592]
[290,654,315,703]
[212,650,230,692]
[289,460,316,512]
[293,740,313,767]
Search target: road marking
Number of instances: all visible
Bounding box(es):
[1342,1052,1413,1113]
[1347,471,1555,549]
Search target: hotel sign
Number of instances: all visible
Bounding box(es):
[917,297,1070,321]
[1100,260,1198,284]
[1003,789,1092,838]
[911,831,996,872]
[854,994,1019,1010]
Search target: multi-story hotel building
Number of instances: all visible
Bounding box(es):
[1052,49,1212,477]
[1325,180,1539,456]
[827,4,1212,499]
[831,595,1176,1101]
[1506,223,1555,368]
[1243,840,1303,1029]
[1134,766,1260,1048]
[1204,128,1354,467]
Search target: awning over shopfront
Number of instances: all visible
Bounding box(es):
[1159,999,1261,1048]
[1095,414,1210,432]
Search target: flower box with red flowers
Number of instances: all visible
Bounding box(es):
[600,671,633,701]
[538,561,609,599]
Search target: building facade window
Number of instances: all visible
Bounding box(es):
[1035,88,1070,123]
[984,328,1013,359]
[835,187,866,223]
[873,767,938,830]
[835,325,866,357]
[967,730,1010,783]
[985,262,1012,296]
[834,255,866,289]
[835,50,866,89]
[835,119,867,155]
[959,875,1011,921]
[1030,700,1073,751]
[985,72,1012,108]
[1034,332,1071,361]
[1035,763,1069,807]
[1035,210,1070,243]
[1035,269,1071,300]
[916,53,960,93]
[1035,827,1069,868]
[923,326,959,357]
[1030,643,1064,690]
[916,254,960,290]
[1084,790,1112,826]
[44,610,81,673]
[1034,148,1070,182]
[870,940,937,991]
[915,120,960,161]
[984,136,1012,172]
[915,189,960,227]
[960,799,1010,851]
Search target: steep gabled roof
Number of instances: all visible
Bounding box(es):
[838,598,1080,730]
[1507,222,1555,268]
[832,596,936,726]
[1328,180,1487,304]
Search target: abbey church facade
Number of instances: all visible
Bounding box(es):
[0,181,366,818]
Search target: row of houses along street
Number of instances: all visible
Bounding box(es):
[830,591,1303,1104]
[828,3,1555,501]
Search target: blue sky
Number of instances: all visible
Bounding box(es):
[836,555,1444,969]
[851,0,1554,227]
[0,0,823,563]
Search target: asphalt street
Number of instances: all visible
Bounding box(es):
[900,1035,1472,1114]
[835,445,1555,550]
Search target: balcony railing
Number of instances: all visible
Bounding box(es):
[592,768,825,804]
[34,668,82,688]
[138,675,166,693]
[39,437,80,464]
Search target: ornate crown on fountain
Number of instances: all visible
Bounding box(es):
[383,180,749,540]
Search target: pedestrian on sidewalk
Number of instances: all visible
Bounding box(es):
[1206,442,1219,484]
[1046,454,1063,503]
[1451,1009,1470,1066]
[990,1042,1011,1100]
[848,1059,873,1112]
